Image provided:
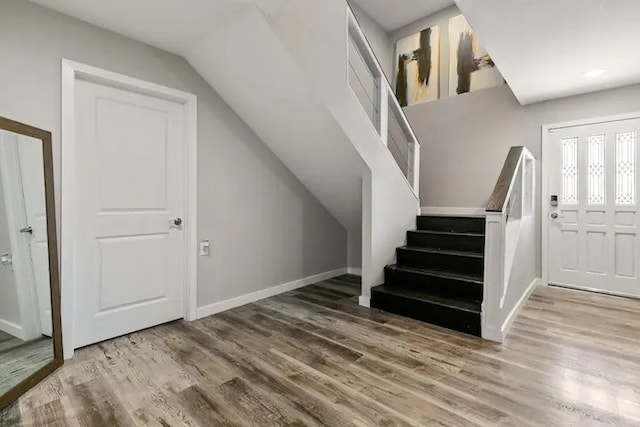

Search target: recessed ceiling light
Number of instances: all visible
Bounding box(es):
[583,69,607,78]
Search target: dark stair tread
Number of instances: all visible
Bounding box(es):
[419,215,485,218]
[398,246,484,259]
[386,264,483,285]
[372,285,481,313]
[417,215,486,234]
[410,229,484,237]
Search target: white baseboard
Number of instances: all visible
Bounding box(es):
[421,207,485,216]
[196,268,348,319]
[0,318,25,340]
[358,295,370,307]
[347,267,362,276]
[501,277,540,339]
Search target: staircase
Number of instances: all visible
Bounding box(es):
[370,215,485,336]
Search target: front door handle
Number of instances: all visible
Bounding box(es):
[173,218,183,227]
[550,212,559,219]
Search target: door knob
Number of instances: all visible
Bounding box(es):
[550,212,559,219]
[173,218,183,226]
[20,226,33,234]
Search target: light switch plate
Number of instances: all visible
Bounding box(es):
[199,240,210,256]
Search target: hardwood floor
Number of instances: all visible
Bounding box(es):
[2,275,640,426]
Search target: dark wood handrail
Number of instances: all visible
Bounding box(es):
[486,146,525,213]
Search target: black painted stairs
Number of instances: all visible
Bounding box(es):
[371,215,485,336]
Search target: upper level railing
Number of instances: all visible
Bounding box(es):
[346,7,420,196]
[483,146,536,342]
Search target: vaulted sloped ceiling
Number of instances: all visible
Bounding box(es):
[29,0,285,55]
[456,0,640,105]
[29,0,367,231]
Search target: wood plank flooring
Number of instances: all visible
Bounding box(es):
[2,275,640,426]
[0,331,23,354]
[0,335,54,395]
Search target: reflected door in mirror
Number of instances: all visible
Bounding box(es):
[0,129,54,396]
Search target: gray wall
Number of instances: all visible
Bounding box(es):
[389,3,640,280]
[407,79,640,207]
[405,78,640,278]
[0,0,347,307]
[392,3,640,205]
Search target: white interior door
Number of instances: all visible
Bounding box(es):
[73,79,187,348]
[548,118,640,297]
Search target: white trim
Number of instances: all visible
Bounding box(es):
[541,125,551,286]
[347,267,362,276]
[541,111,640,285]
[358,295,370,307]
[549,282,640,300]
[0,318,25,340]
[482,277,539,342]
[61,59,198,359]
[543,110,640,132]
[196,268,348,319]
[501,277,539,338]
[420,207,485,216]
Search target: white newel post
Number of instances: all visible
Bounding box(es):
[482,211,506,342]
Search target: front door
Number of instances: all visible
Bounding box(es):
[548,117,640,297]
[73,79,187,348]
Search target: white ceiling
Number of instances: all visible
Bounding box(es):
[29,0,285,55]
[30,0,640,105]
[456,0,640,105]
[350,0,455,32]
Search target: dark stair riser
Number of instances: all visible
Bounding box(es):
[371,289,481,336]
[384,266,482,301]
[397,248,484,278]
[407,231,485,253]
[417,216,485,234]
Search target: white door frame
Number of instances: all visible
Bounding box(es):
[61,59,198,359]
[541,110,640,289]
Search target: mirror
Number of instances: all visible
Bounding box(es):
[0,117,62,410]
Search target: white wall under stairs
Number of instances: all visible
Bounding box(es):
[186,0,419,299]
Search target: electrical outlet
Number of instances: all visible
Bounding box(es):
[199,240,210,256]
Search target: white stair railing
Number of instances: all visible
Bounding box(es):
[483,146,536,342]
[346,7,420,196]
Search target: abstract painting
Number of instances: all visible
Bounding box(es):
[449,14,503,96]
[394,26,440,107]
